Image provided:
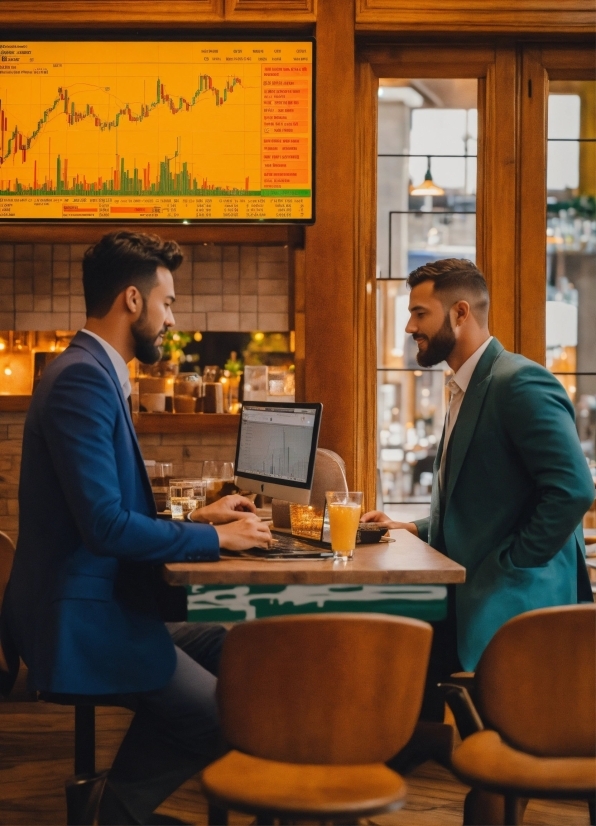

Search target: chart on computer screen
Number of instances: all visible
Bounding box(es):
[236,407,315,483]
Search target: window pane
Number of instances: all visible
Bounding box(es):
[546,81,596,468]
[377,78,477,502]
[378,369,446,503]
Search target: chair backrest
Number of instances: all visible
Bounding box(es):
[0,531,15,609]
[475,604,596,758]
[217,612,433,764]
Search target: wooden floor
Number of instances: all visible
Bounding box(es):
[0,697,590,826]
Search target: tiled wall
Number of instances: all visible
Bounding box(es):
[136,431,238,478]
[0,241,290,543]
[0,411,24,543]
[0,243,289,332]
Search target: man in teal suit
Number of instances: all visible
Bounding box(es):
[363,258,594,712]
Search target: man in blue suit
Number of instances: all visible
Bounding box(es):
[363,258,594,718]
[4,232,272,824]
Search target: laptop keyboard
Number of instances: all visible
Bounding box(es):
[221,530,331,559]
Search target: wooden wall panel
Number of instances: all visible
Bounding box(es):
[354,59,378,511]
[356,0,595,34]
[0,1,225,25]
[480,48,518,353]
[293,248,307,404]
[362,45,495,80]
[225,0,316,20]
[303,0,358,486]
[518,49,548,365]
[541,46,596,79]
[0,0,317,25]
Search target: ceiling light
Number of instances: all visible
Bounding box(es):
[410,156,445,197]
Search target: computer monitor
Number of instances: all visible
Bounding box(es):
[234,402,322,504]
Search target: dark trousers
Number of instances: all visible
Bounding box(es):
[419,587,461,722]
[60,622,228,823]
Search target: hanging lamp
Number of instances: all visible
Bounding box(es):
[410,156,445,197]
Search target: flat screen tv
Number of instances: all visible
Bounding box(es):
[0,37,315,223]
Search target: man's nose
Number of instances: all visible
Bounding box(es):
[405,316,416,334]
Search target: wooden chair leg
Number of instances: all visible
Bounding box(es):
[464,789,505,825]
[207,803,228,825]
[504,794,524,825]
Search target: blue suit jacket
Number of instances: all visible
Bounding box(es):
[414,338,595,671]
[5,332,219,695]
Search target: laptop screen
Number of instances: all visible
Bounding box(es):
[234,402,322,503]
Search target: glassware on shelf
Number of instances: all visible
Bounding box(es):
[203,365,220,383]
[173,374,202,413]
[243,365,269,401]
[267,368,295,402]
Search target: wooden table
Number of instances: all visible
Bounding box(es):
[163,529,465,587]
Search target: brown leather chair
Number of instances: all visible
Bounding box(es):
[444,605,596,826]
[202,612,433,825]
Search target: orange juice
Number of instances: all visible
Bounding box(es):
[328,502,361,554]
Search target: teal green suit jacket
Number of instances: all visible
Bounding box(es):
[414,338,595,671]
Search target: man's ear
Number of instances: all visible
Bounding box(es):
[124,286,143,317]
[452,300,471,327]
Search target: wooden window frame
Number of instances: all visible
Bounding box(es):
[355,41,595,507]
[519,44,596,365]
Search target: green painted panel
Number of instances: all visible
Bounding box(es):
[187,584,447,622]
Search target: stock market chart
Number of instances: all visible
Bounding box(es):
[0,40,313,220]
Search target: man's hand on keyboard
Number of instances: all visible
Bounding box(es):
[214,514,272,551]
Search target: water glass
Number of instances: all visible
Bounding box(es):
[202,461,235,505]
[184,479,207,511]
[169,480,196,520]
[325,491,363,560]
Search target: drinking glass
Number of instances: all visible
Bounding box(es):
[325,492,363,560]
[202,461,235,505]
[169,480,196,520]
[290,504,325,540]
[184,479,207,511]
[151,461,174,512]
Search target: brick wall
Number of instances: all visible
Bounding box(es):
[0,241,290,543]
[0,242,289,332]
[0,411,25,544]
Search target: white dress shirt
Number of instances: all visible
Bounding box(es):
[439,336,493,489]
[80,328,132,399]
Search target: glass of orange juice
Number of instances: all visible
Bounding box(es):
[325,492,363,560]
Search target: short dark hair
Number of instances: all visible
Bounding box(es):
[82,231,183,318]
[407,258,490,324]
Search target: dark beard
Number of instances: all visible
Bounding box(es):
[131,302,164,365]
[415,312,456,367]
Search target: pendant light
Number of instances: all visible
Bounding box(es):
[410,156,444,197]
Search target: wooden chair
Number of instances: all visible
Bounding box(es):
[201,612,433,825]
[443,605,596,826]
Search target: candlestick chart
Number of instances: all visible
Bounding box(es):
[0,41,313,220]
